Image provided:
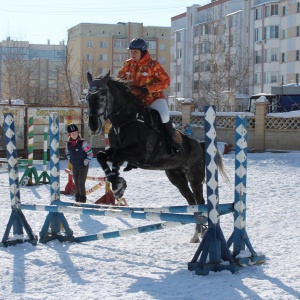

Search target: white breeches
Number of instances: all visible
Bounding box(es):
[149,98,170,123]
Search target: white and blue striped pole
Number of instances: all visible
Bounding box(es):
[1,113,37,246]
[51,200,233,216]
[20,203,207,224]
[227,114,265,264]
[74,222,183,243]
[189,106,237,275]
[39,113,74,242]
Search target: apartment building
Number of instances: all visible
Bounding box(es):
[0,38,66,105]
[67,22,171,95]
[252,0,300,94]
[170,0,300,109]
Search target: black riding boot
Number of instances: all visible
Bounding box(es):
[75,194,80,202]
[163,120,184,157]
[79,195,87,203]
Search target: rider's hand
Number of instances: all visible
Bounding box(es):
[141,86,148,94]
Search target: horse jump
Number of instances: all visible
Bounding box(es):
[20,115,50,186]
[1,109,265,276]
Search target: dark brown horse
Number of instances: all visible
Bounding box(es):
[86,71,225,242]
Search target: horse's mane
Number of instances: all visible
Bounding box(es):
[96,74,144,107]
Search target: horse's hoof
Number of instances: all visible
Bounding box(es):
[112,177,127,199]
[190,237,200,243]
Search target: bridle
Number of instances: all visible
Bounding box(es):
[87,80,109,123]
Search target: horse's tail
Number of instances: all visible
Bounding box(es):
[199,141,231,186]
[216,150,231,186]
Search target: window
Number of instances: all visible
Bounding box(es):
[271,4,279,16]
[264,72,277,83]
[113,53,127,62]
[254,72,261,85]
[147,41,156,50]
[200,42,211,54]
[87,54,93,61]
[270,72,278,83]
[255,28,263,41]
[48,70,57,78]
[265,25,279,39]
[229,14,238,28]
[176,82,181,92]
[282,30,286,39]
[282,6,286,16]
[255,7,262,20]
[265,4,278,17]
[193,45,199,56]
[296,50,300,61]
[297,26,300,37]
[200,62,210,72]
[176,31,181,42]
[282,53,285,62]
[100,54,107,61]
[100,41,107,48]
[158,56,166,64]
[87,40,93,48]
[176,48,182,59]
[296,73,300,84]
[194,61,199,73]
[298,3,300,13]
[99,67,106,75]
[201,24,211,35]
[114,39,127,48]
[194,26,200,37]
[271,48,278,61]
[176,65,181,75]
[255,50,261,64]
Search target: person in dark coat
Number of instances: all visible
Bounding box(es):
[65,123,93,203]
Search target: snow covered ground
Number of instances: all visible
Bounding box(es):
[0,151,300,300]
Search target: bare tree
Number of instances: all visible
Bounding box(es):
[1,39,37,102]
[192,6,251,111]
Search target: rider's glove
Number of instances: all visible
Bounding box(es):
[141,86,148,94]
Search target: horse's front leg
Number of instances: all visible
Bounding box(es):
[108,162,127,199]
[97,150,127,199]
[97,149,113,176]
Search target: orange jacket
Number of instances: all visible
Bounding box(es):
[117,51,170,106]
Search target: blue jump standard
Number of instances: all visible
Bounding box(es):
[1,113,38,247]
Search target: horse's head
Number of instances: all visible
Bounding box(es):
[86,71,110,135]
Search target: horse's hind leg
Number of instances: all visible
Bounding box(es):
[165,169,205,243]
[165,169,196,205]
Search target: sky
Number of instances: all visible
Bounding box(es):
[1,149,300,298]
[0,0,209,45]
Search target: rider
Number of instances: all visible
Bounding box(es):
[117,37,184,160]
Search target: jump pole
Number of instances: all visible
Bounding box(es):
[38,113,74,243]
[50,200,233,215]
[227,114,265,264]
[188,105,239,275]
[0,113,37,247]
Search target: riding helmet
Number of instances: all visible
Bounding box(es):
[128,38,148,52]
[67,123,78,133]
